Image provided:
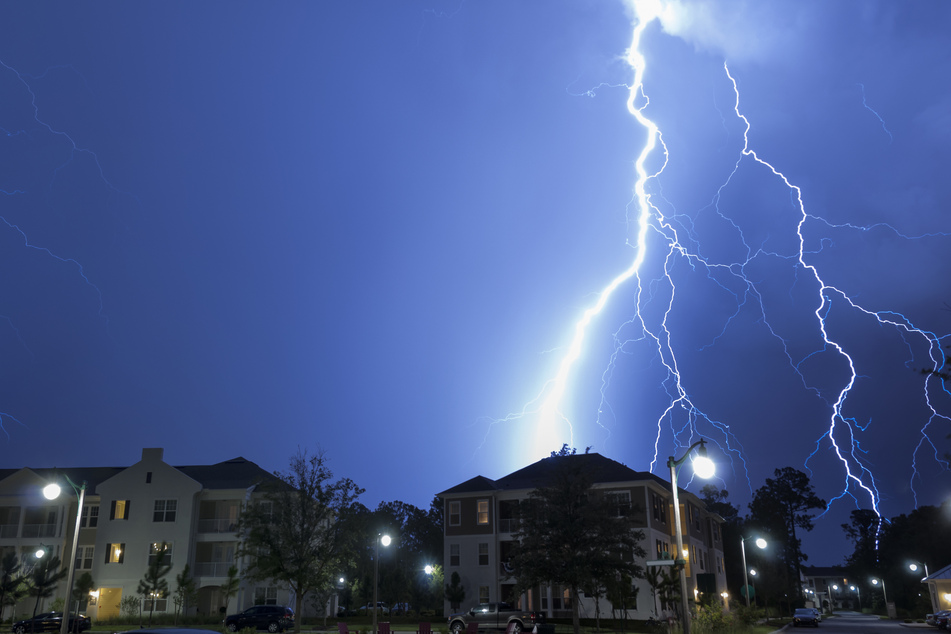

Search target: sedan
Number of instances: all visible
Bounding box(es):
[792,608,819,628]
[12,612,91,634]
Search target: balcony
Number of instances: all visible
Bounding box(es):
[498,518,519,533]
[0,525,18,538]
[197,518,238,534]
[21,524,56,538]
[194,561,234,577]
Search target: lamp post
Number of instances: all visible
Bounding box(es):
[871,577,888,607]
[849,585,861,610]
[667,439,715,634]
[830,584,838,614]
[42,476,86,634]
[372,534,391,634]
[909,562,936,613]
[740,536,767,608]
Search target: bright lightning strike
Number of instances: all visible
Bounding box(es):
[511,1,951,530]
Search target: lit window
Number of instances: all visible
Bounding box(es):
[449,501,461,526]
[479,586,490,604]
[477,500,489,525]
[111,500,130,520]
[105,543,124,564]
[149,542,172,566]
[143,596,167,612]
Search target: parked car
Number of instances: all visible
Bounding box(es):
[448,602,546,634]
[810,608,821,622]
[936,610,951,629]
[357,602,389,615]
[223,605,295,633]
[792,608,819,628]
[390,602,412,615]
[12,612,90,634]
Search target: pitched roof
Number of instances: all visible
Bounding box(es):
[176,456,280,490]
[0,456,280,494]
[924,563,951,581]
[437,452,670,496]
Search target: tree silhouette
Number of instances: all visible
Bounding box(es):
[137,542,172,626]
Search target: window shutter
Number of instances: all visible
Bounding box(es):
[110,501,116,520]
[105,544,112,564]
[118,543,125,564]
[126,500,131,518]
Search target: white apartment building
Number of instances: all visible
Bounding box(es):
[0,448,294,621]
[437,453,727,621]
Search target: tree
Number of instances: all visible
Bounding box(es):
[27,553,68,623]
[137,542,173,626]
[748,467,825,608]
[510,449,647,634]
[172,564,198,624]
[237,447,364,633]
[219,565,240,616]
[445,571,465,611]
[0,551,25,622]
[71,572,95,616]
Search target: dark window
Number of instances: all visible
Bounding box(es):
[146,472,152,484]
[450,543,460,566]
[80,505,99,528]
[153,499,177,522]
[478,543,489,566]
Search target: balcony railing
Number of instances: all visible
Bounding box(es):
[197,519,238,533]
[194,561,234,577]
[21,524,56,538]
[498,518,519,533]
[0,525,18,538]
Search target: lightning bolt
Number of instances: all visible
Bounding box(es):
[512,1,950,527]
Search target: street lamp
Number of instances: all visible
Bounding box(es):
[909,561,936,613]
[871,578,888,606]
[372,534,391,634]
[830,584,838,614]
[850,585,861,610]
[740,536,767,608]
[42,476,86,634]
[667,439,715,634]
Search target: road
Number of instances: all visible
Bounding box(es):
[771,611,928,633]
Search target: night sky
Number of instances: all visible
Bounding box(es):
[2,1,950,565]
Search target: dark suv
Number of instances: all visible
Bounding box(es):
[224,606,295,632]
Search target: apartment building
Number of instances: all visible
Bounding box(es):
[0,448,292,620]
[437,453,726,620]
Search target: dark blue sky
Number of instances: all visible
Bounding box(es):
[2,1,950,565]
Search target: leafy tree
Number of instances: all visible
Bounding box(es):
[445,571,465,610]
[237,447,364,633]
[748,467,825,609]
[27,553,68,622]
[172,564,198,624]
[119,595,140,618]
[71,572,95,615]
[137,542,173,626]
[511,449,647,634]
[219,565,240,616]
[0,551,25,622]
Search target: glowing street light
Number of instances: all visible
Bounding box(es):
[43,476,87,634]
[849,584,861,609]
[667,439,715,634]
[424,564,434,575]
[372,534,391,634]
[909,561,936,613]
[740,536,767,608]
[871,578,888,606]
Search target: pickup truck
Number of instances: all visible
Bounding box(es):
[447,602,545,634]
